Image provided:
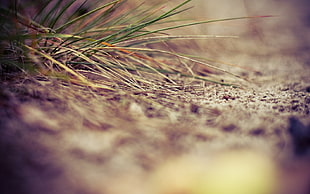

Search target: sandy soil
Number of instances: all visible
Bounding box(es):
[1,48,310,194]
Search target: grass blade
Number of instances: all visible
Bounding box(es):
[118,16,273,42]
[48,0,77,29]
[55,0,122,33]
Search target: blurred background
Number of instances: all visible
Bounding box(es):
[193,0,310,53]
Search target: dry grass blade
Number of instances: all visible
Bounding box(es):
[23,44,115,90]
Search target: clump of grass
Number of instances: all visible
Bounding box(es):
[0,0,267,90]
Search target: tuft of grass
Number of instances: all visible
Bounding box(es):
[0,0,269,90]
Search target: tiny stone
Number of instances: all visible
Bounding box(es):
[190,103,200,113]
[249,128,265,136]
[222,124,236,132]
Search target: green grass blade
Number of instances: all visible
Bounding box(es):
[66,0,88,22]
[55,0,122,33]
[48,0,76,29]
[77,0,192,49]
[118,16,272,42]
[33,0,54,22]
[102,0,192,43]
[115,35,238,47]
[74,0,124,34]
[39,0,62,25]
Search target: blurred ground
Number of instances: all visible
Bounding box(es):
[1,0,310,194]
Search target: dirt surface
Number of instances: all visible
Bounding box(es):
[1,49,310,194]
